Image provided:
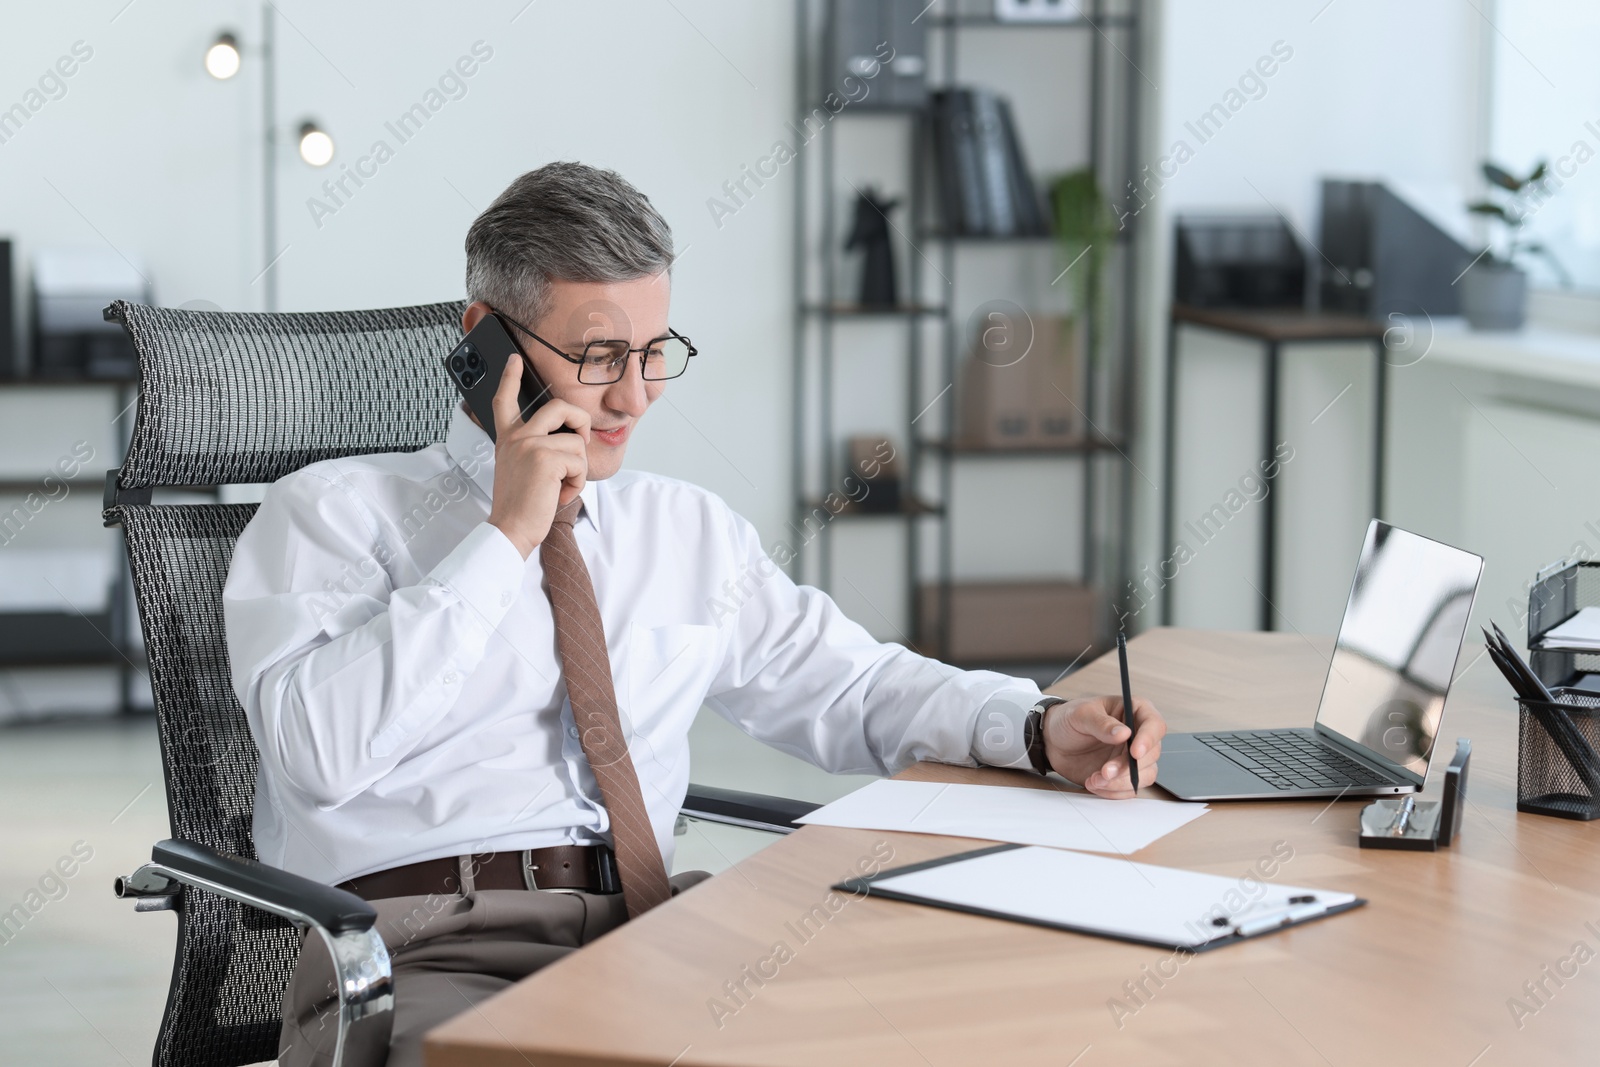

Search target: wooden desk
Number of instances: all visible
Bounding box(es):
[427,629,1599,1066]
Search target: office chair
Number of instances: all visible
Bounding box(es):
[100,299,818,1067]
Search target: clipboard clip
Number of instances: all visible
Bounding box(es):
[1230,900,1330,939]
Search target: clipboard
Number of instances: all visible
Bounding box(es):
[834,844,1366,953]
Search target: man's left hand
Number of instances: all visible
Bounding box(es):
[1042,696,1165,798]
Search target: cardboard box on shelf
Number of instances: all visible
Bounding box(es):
[1028,315,1081,444]
[917,580,1097,661]
[957,313,1081,447]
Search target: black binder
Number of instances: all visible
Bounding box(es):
[929,88,1046,237]
[997,96,1048,236]
[931,89,988,235]
[971,89,1016,235]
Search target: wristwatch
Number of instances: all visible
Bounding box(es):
[1024,696,1067,776]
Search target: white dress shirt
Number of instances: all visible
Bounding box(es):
[223,406,1043,884]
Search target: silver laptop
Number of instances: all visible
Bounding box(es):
[1158,520,1484,801]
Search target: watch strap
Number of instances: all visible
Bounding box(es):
[1024,696,1067,776]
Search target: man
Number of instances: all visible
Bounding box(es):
[223,161,1164,1067]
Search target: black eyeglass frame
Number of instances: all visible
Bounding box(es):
[491,307,697,384]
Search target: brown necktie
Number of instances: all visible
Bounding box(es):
[541,498,672,918]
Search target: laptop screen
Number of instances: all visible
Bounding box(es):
[1313,521,1484,785]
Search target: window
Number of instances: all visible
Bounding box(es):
[1488,2,1600,291]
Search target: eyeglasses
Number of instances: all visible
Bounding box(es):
[493,307,697,385]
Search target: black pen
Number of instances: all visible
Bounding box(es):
[1117,632,1139,791]
[1483,625,1600,795]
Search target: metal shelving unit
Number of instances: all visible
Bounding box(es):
[792,0,1142,662]
[0,376,144,714]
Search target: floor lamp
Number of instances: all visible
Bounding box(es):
[206,7,333,312]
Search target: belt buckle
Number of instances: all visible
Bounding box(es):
[594,844,620,895]
[520,849,582,895]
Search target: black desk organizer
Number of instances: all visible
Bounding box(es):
[1517,691,1600,820]
[1523,560,1600,819]
[1528,559,1600,686]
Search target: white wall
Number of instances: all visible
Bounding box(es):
[1,0,796,534]
[0,2,258,330]
[0,0,797,714]
[1148,0,1483,226]
[1134,0,1490,634]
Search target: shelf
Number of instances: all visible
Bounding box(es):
[925,14,1137,30]
[802,303,948,318]
[0,648,147,670]
[0,477,104,493]
[0,375,137,387]
[920,437,1128,457]
[1171,305,1386,343]
[790,0,1142,647]
[920,230,1054,243]
[0,611,138,669]
[919,227,1136,246]
[799,496,943,518]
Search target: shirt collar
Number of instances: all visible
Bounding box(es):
[577,478,602,531]
[445,403,602,531]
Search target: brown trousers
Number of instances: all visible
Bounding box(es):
[279,869,711,1067]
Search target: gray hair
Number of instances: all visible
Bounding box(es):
[464,161,675,328]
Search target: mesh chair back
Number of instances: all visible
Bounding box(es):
[108,300,464,489]
[104,300,465,1067]
[123,503,294,1067]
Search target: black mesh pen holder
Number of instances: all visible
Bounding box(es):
[1517,689,1600,820]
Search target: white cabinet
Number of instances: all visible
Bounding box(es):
[1386,323,1600,641]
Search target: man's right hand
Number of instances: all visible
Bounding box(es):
[485,353,590,559]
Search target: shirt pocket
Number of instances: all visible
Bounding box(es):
[626,622,720,735]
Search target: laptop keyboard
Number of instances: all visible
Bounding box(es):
[1196,731,1390,790]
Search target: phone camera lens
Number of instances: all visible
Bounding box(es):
[451,354,466,373]
[465,352,481,369]
[461,370,477,387]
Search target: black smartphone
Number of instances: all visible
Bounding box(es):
[442,313,554,443]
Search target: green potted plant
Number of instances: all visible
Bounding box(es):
[1048,168,1113,344]
[1034,169,1114,440]
[1462,160,1570,330]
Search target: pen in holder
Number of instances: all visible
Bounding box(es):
[1517,688,1600,820]
[1360,738,1470,850]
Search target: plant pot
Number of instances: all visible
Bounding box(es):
[1458,260,1527,331]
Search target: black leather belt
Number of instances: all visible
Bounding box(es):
[337,843,620,900]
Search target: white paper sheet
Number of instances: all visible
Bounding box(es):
[1543,606,1600,651]
[867,845,1358,948]
[795,779,1209,855]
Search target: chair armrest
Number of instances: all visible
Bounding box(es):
[117,838,375,936]
[117,839,394,1063]
[680,784,821,834]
